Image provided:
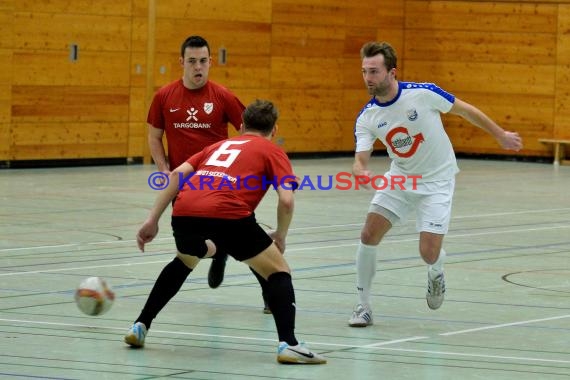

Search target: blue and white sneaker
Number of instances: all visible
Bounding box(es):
[124,322,147,348]
[277,341,327,364]
[426,272,446,310]
[348,304,373,327]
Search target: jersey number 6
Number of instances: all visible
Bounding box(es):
[205,140,249,168]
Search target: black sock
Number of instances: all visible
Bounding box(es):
[249,266,269,301]
[266,272,298,346]
[136,256,192,329]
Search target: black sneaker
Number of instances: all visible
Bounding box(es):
[208,252,228,288]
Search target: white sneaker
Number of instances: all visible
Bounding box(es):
[277,341,327,364]
[348,304,373,327]
[426,272,445,310]
[124,322,147,348]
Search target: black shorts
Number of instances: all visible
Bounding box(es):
[171,214,273,261]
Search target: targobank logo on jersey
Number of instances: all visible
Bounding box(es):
[386,126,424,158]
[173,105,212,129]
[186,108,198,121]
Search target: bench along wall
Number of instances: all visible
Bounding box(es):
[0,0,567,162]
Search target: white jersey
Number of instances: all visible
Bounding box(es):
[355,81,460,182]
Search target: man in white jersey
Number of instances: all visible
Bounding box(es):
[348,41,523,327]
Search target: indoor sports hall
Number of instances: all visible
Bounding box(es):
[1,1,569,379]
[1,157,569,379]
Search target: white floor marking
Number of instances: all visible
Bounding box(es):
[440,314,570,336]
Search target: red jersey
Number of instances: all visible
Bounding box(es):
[147,79,245,169]
[172,135,296,219]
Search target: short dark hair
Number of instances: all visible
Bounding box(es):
[180,35,210,57]
[242,100,279,135]
[360,41,397,71]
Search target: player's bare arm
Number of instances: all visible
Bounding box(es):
[271,186,295,253]
[148,124,171,174]
[137,162,195,251]
[449,98,523,151]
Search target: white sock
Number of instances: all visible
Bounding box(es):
[428,248,446,279]
[356,242,377,306]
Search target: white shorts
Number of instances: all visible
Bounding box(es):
[368,175,455,234]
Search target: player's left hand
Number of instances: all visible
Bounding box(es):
[499,131,523,151]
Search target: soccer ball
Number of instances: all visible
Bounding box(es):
[74,277,115,316]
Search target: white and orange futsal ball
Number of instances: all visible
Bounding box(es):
[74,277,115,316]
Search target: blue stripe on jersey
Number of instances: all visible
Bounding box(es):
[399,81,455,103]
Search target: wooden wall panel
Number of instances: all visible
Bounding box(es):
[6,0,570,162]
[0,8,12,50]
[403,1,561,158]
[13,13,131,51]
[271,57,345,90]
[272,24,346,58]
[273,0,347,26]
[14,0,131,15]
[154,19,271,57]
[12,86,129,122]
[154,0,272,23]
[405,1,558,32]
[0,123,9,160]
[404,30,556,65]
[128,122,144,157]
[0,50,11,124]
[0,1,12,160]
[5,1,133,161]
[12,51,131,87]
[10,122,128,160]
[274,119,345,153]
[405,61,556,95]
[555,5,570,139]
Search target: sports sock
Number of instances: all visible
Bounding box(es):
[428,248,446,280]
[356,242,378,306]
[136,256,192,329]
[266,272,298,346]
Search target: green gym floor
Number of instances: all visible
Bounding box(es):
[0,156,569,380]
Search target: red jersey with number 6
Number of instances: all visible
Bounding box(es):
[147,79,245,169]
[172,135,296,219]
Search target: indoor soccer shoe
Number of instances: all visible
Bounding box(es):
[348,303,373,327]
[426,272,446,310]
[208,252,228,288]
[277,342,327,364]
[124,322,147,348]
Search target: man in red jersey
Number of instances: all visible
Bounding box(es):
[126,100,327,364]
[146,35,269,311]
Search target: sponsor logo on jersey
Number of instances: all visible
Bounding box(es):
[186,108,198,121]
[386,126,424,158]
[406,108,418,121]
[173,123,211,129]
[377,121,387,129]
[204,102,214,114]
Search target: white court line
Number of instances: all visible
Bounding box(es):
[1,223,569,277]
[1,206,570,253]
[362,336,428,347]
[370,346,570,364]
[0,260,171,277]
[0,318,568,364]
[440,314,570,336]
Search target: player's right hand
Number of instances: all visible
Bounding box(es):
[136,221,159,252]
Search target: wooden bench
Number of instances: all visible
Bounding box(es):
[538,138,570,166]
